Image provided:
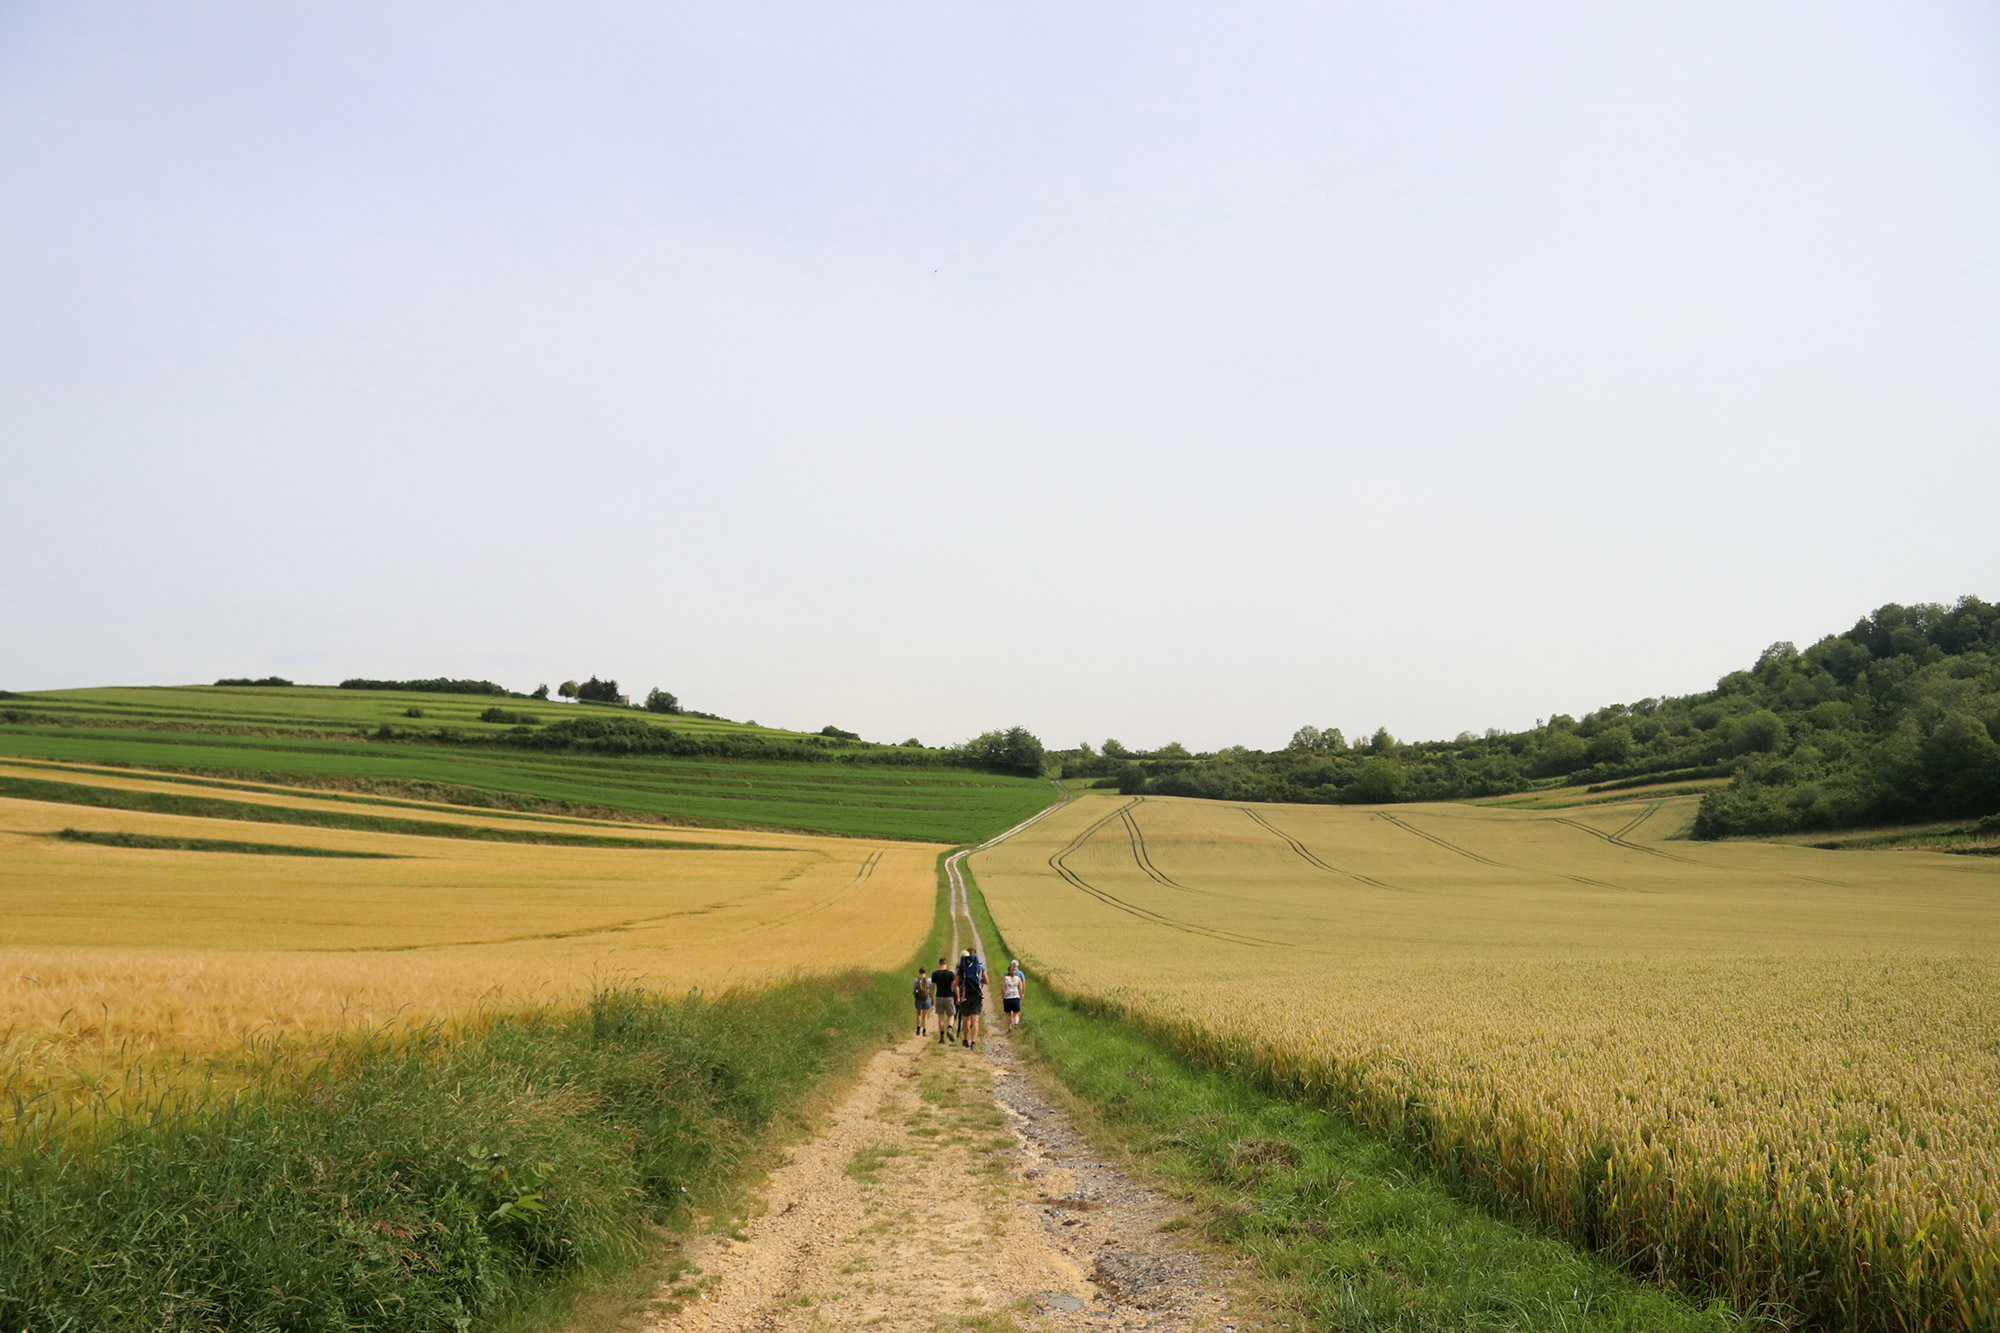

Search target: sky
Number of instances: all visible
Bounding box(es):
[2,2,1996,751]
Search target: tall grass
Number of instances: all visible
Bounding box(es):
[0,978,902,1331]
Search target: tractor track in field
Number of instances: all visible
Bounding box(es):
[1374,811,1507,866]
[1111,799,1238,901]
[1551,802,1863,889]
[1551,804,1698,864]
[1045,800,1291,949]
[1119,799,1185,889]
[1238,806,1403,890]
[1376,811,1640,893]
[301,906,723,952]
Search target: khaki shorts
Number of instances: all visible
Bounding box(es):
[936,995,957,1018]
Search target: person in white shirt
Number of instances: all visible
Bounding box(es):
[1001,960,1026,1029]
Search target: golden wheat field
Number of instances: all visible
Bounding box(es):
[973,791,2000,1331]
[0,760,940,1095]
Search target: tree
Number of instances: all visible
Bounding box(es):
[963,726,1045,776]
[530,683,551,700]
[1729,710,1786,756]
[820,725,860,741]
[575,677,620,704]
[558,681,579,699]
[1920,711,2000,811]
[644,688,680,715]
[1587,726,1634,765]
[1532,730,1589,776]
[1102,738,1131,758]
[1351,756,1406,803]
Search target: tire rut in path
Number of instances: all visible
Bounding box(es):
[641,1030,1250,1333]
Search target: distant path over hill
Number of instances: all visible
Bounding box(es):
[946,783,1069,966]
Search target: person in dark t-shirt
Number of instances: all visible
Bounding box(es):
[957,961,985,1050]
[929,957,958,1044]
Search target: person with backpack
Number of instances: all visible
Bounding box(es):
[1001,960,1026,1030]
[956,951,985,1050]
[929,956,958,1044]
[912,967,933,1037]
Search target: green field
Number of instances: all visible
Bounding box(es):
[0,685,1053,843]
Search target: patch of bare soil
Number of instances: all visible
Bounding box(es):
[641,1027,1250,1333]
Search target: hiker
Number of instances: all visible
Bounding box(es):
[912,967,933,1037]
[929,956,958,1044]
[957,954,985,1050]
[1001,960,1026,1029]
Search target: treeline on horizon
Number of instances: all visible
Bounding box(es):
[1057,597,2000,839]
[454,716,1047,776]
[175,672,1055,779]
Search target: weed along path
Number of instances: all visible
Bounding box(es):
[644,792,1250,1333]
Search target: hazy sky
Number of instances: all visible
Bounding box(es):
[3,3,1996,750]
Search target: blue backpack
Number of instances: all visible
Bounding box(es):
[957,955,980,987]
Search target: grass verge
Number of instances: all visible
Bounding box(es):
[955,864,1749,1333]
[0,981,900,1331]
[50,827,408,857]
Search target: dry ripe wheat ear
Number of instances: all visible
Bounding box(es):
[961,803,1988,1330]
[0,780,943,1102]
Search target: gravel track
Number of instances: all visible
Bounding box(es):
[645,794,1248,1332]
[642,1027,1245,1333]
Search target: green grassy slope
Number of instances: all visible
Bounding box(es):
[0,686,1053,843]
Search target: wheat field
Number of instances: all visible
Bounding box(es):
[972,791,2000,1331]
[0,760,940,1097]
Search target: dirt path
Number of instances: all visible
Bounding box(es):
[640,1026,1246,1333]
[640,799,1245,1331]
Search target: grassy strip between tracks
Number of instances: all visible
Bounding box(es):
[0,775,777,851]
[0,857,956,1333]
[49,828,408,858]
[957,866,1750,1333]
